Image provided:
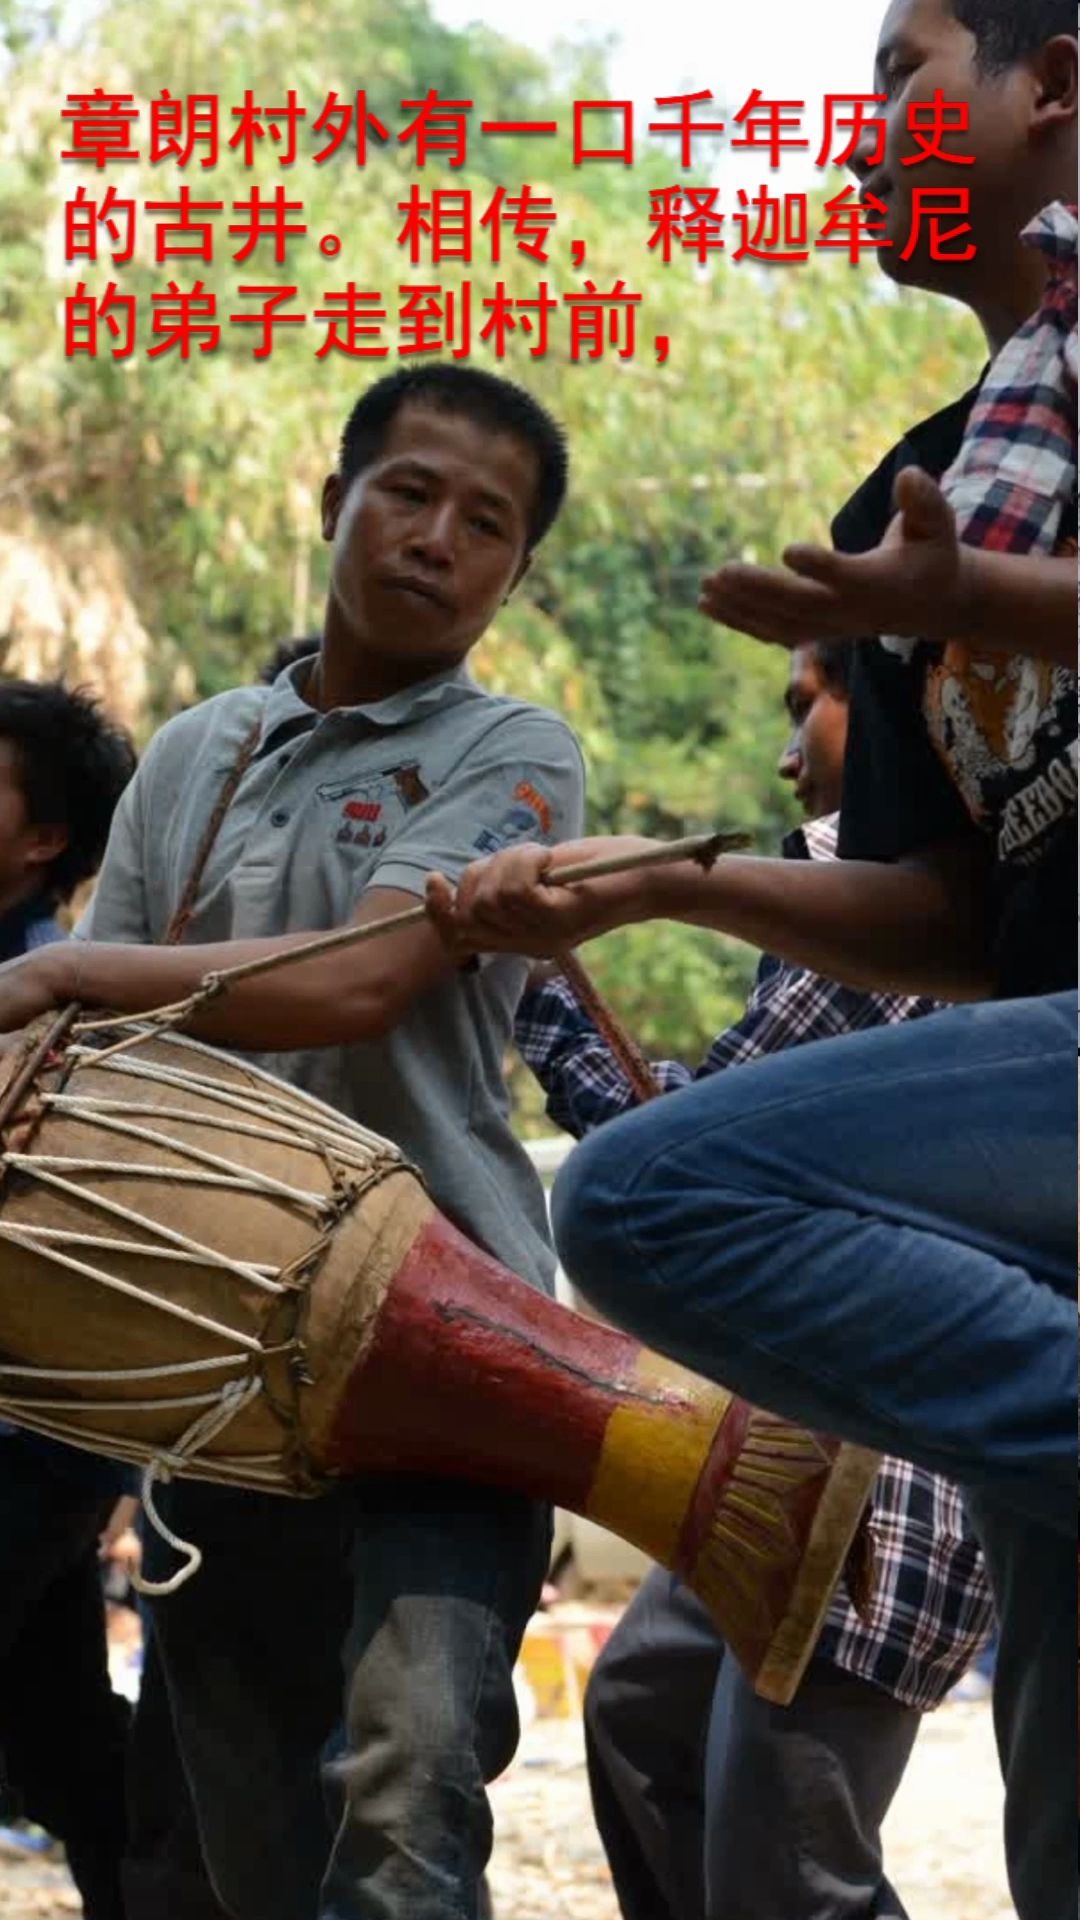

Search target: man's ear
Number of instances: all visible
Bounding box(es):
[1030,35,1078,134]
[503,551,533,604]
[24,824,68,877]
[321,473,343,544]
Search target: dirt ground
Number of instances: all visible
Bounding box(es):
[0,1695,1010,1920]
[486,1697,1011,1920]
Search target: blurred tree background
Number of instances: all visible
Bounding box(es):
[0,0,982,1125]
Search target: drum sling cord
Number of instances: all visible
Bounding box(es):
[146,713,266,1590]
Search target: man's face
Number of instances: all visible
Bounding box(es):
[855,0,1041,294]
[0,739,65,904]
[321,403,538,676]
[777,648,849,820]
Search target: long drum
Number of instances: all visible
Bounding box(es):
[0,1019,879,1705]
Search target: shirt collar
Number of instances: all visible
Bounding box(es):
[259,655,479,755]
[1022,201,1078,283]
[781,813,839,863]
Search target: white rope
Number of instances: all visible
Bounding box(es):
[45,1093,341,1158]
[0,1218,266,1350]
[23,1103,336,1210]
[64,1046,390,1160]
[0,1022,370,1578]
[0,1352,250,1382]
[5,1149,326,1213]
[63,1025,405,1163]
[0,1165,287,1294]
[132,1486,203,1592]
[0,1400,293,1488]
[1,1388,224,1414]
[132,1375,265,1597]
[9,1153,249,1183]
[67,1022,173,1067]
[0,1225,277,1278]
[51,1083,373,1164]
[0,1413,290,1482]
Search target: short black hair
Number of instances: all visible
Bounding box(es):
[338,366,568,551]
[0,679,136,903]
[950,0,1076,71]
[258,635,320,685]
[810,640,856,696]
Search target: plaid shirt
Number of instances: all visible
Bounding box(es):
[883,199,1078,656]
[514,815,995,1708]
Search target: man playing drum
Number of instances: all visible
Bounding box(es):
[0,365,586,1920]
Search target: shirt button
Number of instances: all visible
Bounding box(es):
[269,809,290,828]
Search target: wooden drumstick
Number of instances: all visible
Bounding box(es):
[76,829,750,1036]
[201,828,749,992]
[0,1005,81,1139]
[555,950,664,1105]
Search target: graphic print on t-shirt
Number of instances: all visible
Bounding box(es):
[922,644,1077,867]
[317,762,430,851]
[471,778,557,857]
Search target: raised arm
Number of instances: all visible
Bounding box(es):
[700,468,1078,671]
[427,831,995,1003]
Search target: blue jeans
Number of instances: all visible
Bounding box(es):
[552,992,1076,1920]
[320,1479,548,1919]
[143,1476,549,1920]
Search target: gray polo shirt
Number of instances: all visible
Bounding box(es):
[79,659,586,1294]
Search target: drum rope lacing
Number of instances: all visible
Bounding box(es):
[0,1036,409,1592]
[132,1377,265,1595]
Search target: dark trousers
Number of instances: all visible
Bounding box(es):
[0,1439,129,1920]
[585,1568,920,1920]
[124,1626,232,1920]
[139,1474,549,1920]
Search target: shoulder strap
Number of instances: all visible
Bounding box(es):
[163,717,262,947]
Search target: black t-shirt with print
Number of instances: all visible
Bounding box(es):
[836,385,1077,999]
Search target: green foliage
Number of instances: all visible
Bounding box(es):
[0,0,984,1127]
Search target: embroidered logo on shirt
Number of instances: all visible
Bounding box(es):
[317,763,430,853]
[472,778,556,857]
[317,763,429,809]
[392,764,430,810]
[513,779,552,834]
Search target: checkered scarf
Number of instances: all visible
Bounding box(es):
[882,198,1078,657]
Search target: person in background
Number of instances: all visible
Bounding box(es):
[427,10,1077,1915]
[514,641,994,1920]
[0,678,136,1920]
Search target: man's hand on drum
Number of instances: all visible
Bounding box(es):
[425,836,660,960]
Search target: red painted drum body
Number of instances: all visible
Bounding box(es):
[0,1022,879,1704]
